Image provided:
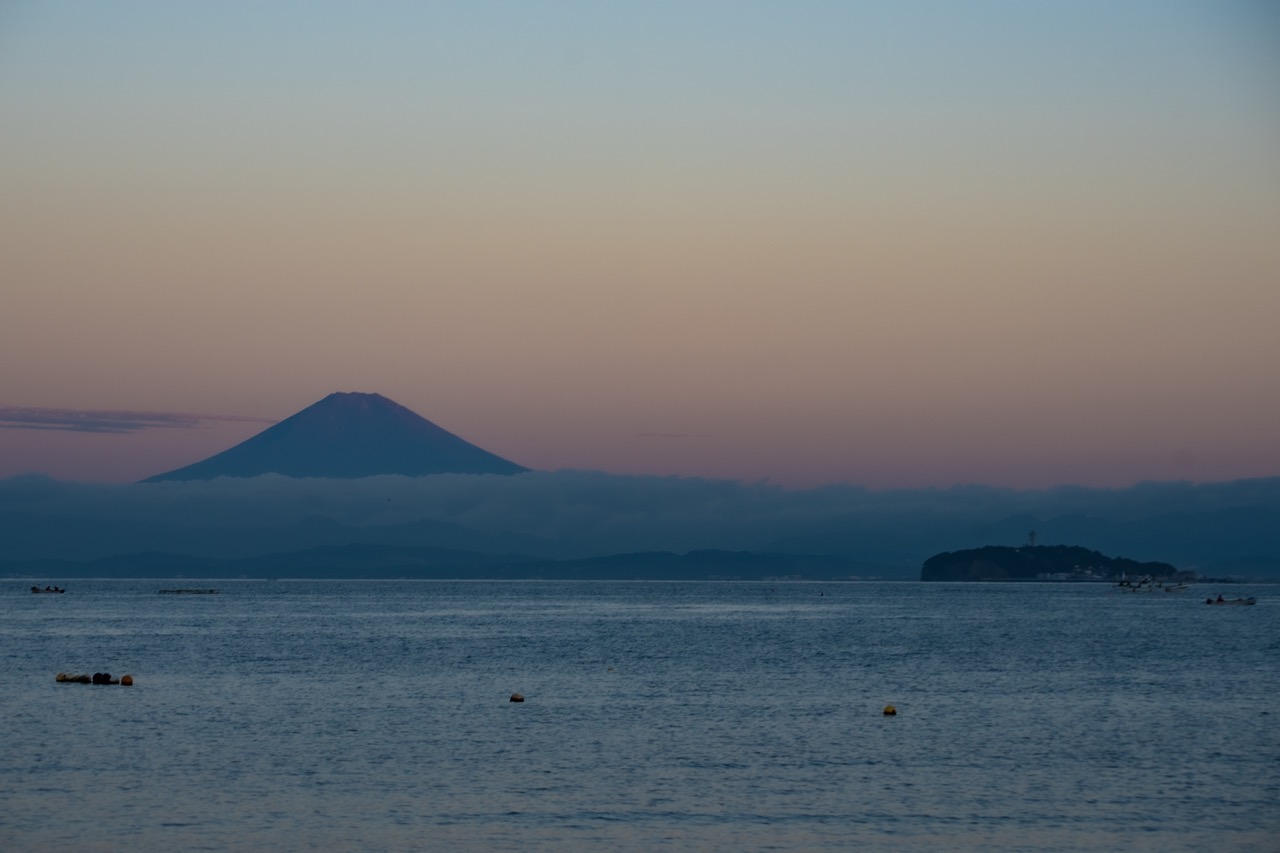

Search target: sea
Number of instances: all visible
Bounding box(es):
[2,579,1276,852]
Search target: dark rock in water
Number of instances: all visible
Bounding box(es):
[58,672,125,685]
[142,392,528,481]
[921,545,1175,582]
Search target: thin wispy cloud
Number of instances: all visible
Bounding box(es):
[0,406,275,434]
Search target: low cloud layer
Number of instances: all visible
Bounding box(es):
[2,470,1278,573]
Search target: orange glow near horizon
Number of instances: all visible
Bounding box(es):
[2,2,1278,489]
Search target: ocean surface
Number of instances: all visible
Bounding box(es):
[2,579,1276,852]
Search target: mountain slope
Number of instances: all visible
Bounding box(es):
[143,392,527,481]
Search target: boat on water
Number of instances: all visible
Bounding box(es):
[31,586,65,594]
[1205,596,1257,606]
[1115,576,1187,593]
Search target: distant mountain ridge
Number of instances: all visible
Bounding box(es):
[143,392,527,481]
[0,546,900,581]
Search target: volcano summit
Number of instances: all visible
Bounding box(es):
[143,392,528,481]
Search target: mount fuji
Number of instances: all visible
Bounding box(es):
[143,392,528,481]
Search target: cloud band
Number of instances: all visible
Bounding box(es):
[0,406,276,434]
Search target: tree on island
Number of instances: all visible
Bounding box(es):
[921,545,1175,582]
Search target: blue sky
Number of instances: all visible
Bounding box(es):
[1,1,1277,487]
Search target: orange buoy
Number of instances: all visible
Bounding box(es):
[883,705,897,716]
[509,693,524,703]
[121,675,133,686]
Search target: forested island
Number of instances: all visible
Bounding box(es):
[921,545,1176,582]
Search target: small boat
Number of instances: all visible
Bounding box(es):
[31,586,65,594]
[1116,576,1154,592]
[1205,596,1257,606]
[1116,576,1183,593]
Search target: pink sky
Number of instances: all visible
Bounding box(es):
[2,2,1278,489]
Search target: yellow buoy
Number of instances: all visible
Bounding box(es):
[883,705,897,716]
[121,675,134,686]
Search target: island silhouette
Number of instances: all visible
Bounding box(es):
[921,544,1176,582]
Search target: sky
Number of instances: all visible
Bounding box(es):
[2,1,1278,489]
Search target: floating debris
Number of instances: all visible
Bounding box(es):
[56,672,133,685]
